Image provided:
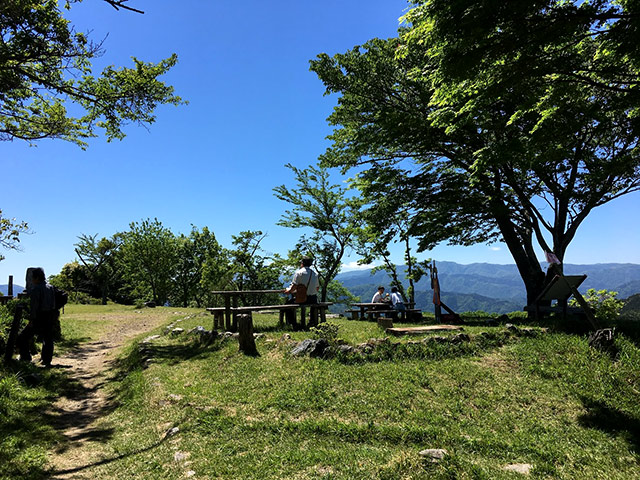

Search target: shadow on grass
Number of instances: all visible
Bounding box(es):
[47,413,193,480]
[578,396,640,451]
[0,358,118,480]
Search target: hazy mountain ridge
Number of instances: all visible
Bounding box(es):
[0,284,24,296]
[337,262,640,313]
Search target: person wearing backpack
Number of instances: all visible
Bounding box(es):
[284,257,319,305]
[17,267,59,367]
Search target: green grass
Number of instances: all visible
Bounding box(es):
[2,307,640,479]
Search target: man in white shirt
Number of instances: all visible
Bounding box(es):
[371,286,386,303]
[284,257,319,304]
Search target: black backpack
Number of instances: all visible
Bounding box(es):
[54,287,68,311]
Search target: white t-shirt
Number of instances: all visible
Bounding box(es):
[372,291,385,303]
[291,267,319,296]
[391,292,403,306]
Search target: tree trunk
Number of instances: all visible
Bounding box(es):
[237,313,258,356]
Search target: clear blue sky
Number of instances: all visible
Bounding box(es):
[1,0,639,285]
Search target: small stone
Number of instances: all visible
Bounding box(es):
[503,463,532,474]
[174,451,189,462]
[419,448,448,463]
[188,326,207,335]
[291,339,329,358]
[142,335,161,343]
[171,328,185,335]
[164,426,179,438]
[253,333,265,340]
[186,471,196,478]
[335,344,354,354]
[450,333,471,344]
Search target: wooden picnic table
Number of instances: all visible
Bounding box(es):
[210,289,284,331]
[350,302,392,320]
[349,302,420,321]
[209,290,332,331]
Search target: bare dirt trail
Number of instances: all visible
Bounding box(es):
[45,309,182,480]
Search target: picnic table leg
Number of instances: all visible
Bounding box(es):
[224,296,232,331]
[320,307,327,324]
[310,306,319,328]
[359,306,365,321]
[300,306,307,329]
[231,296,239,332]
[278,309,285,327]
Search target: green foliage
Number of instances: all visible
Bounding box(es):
[119,218,178,305]
[274,163,361,302]
[0,0,184,147]
[310,0,640,304]
[310,321,341,345]
[571,288,624,323]
[0,210,30,262]
[171,226,226,308]
[228,231,282,305]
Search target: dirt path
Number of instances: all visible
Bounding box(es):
[46,310,177,480]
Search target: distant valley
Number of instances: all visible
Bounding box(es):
[336,261,640,314]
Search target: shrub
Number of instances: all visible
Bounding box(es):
[570,288,624,323]
[310,322,341,345]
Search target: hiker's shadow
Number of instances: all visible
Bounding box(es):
[578,396,640,451]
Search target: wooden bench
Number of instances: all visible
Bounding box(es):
[207,303,332,331]
[524,273,598,329]
[344,309,360,320]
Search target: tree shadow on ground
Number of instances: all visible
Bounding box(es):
[46,413,194,480]
[578,396,640,452]
[0,359,117,480]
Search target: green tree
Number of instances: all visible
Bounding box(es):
[310,1,640,306]
[0,0,182,260]
[0,211,29,262]
[0,0,183,146]
[229,231,282,306]
[274,163,361,302]
[120,218,177,305]
[74,233,122,304]
[172,226,225,307]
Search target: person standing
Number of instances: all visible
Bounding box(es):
[17,267,58,367]
[284,257,319,305]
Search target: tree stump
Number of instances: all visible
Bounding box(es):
[377,317,394,330]
[237,314,258,356]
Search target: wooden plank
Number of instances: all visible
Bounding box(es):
[386,325,463,336]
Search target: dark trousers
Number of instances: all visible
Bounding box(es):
[17,312,56,365]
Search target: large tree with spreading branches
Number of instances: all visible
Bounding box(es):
[311,0,640,306]
[0,0,182,259]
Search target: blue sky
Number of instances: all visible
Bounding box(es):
[1,0,639,285]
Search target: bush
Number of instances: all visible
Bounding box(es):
[310,322,341,345]
[570,288,624,323]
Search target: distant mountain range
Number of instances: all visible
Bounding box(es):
[336,261,640,314]
[0,284,24,296]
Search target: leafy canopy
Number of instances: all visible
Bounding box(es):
[0,0,184,147]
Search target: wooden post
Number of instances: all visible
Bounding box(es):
[300,306,307,329]
[231,296,239,332]
[4,304,23,363]
[237,313,258,356]
[8,275,13,297]
[309,306,319,328]
[560,276,600,330]
[224,296,232,331]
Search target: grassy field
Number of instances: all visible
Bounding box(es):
[1,304,640,479]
